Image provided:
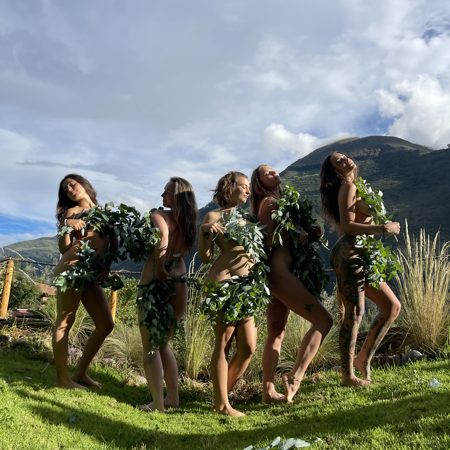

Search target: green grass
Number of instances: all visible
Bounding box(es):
[1,347,449,450]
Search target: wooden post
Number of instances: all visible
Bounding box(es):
[109,289,118,334]
[337,287,345,328]
[1,260,15,318]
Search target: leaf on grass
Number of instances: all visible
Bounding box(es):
[268,436,281,447]
[68,414,78,424]
[293,438,311,448]
[429,378,442,388]
[278,439,296,450]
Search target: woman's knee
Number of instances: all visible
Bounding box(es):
[388,300,401,320]
[236,339,256,360]
[97,318,114,336]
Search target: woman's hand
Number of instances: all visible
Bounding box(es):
[66,219,86,231]
[384,222,400,236]
[201,222,227,240]
[309,225,323,238]
[295,225,309,246]
[96,267,110,283]
[155,268,170,284]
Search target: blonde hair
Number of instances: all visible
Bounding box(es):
[170,177,199,253]
[250,164,282,216]
[212,171,248,208]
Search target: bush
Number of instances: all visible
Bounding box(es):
[104,276,140,327]
[395,223,450,351]
[9,274,41,310]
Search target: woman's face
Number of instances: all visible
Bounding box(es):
[162,181,175,208]
[230,176,250,205]
[62,178,87,203]
[330,153,356,178]
[258,165,281,189]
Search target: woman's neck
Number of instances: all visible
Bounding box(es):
[265,187,279,198]
[77,198,95,209]
[222,201,239,211]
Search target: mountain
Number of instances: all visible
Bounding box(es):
[4,135,450,279]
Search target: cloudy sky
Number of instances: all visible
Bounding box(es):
[1,0,450,247]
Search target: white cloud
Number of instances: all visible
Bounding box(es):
[263,123,352,159]
[377,75,450,148]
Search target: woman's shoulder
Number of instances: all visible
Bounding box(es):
[339,181,356,195]
[64,206,83,219]
[203,210,222,223]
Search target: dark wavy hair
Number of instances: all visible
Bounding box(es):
[250,164,283,216]
[212,171,248,209]
[56,174,98,228]
[319,152,358,228]
[170,177,198,253]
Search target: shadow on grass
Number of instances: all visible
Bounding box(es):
[14,386,450,450]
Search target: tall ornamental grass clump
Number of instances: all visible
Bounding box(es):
[395,223,450,351]
[173,255,214,380]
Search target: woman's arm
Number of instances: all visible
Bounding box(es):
[259,198,308,247]
[198,212,225,264]
[58,210,86,254]
[151,211,170,282]
[338,182,399,236]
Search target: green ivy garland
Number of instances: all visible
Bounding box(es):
[354,177,403,289]
[271,185,330,300]
[136,259,190,353]
[52,202,161,293]
[201,208,271,325]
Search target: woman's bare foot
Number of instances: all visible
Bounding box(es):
[54,379,88,390]
[353,356,371,381]
[139,403,164,413]
[262,390,285,404]
[164,398,179,409]
[282,372,301,403]
[72,371,102,389]
[341,376,371,387]
[217,405,245,417]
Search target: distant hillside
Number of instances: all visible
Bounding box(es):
[4,135,450,281]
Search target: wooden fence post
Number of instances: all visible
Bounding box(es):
[337,287,344,328]
[109,289,118,334]
[1,260,15,318]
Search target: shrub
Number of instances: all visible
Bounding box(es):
[395,223,450,351]
[104,276,140,327]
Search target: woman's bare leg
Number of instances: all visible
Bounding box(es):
[211,318,245,417]
[72,284,114,388]
[269,269,333,402]
[262,297,290,403]
[353,282,401,380]
[227,317,257,392]
[139,282,187,412]
[53,288,86,390]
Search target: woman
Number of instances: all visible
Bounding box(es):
[199,171,257,417]
[251,165,333,403]
[54,174,118,389]
[320,152,401,387]
[138,177,198,413]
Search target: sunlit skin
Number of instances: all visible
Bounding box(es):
[53,178,118,390]
[138,181,189,413]
[199,176,256,417]
[256,166,333,403]
[329,153,401,387]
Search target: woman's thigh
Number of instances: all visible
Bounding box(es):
[56,287,82,320]
[266,296,290,335]
[365,282,401,316]
[81,284,113,327]
[235,317,257,352]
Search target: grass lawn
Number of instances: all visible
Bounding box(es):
[1,346,449,450]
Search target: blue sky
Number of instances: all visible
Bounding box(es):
[1,0,450,247]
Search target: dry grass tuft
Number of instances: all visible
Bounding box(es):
[395,222,450,351]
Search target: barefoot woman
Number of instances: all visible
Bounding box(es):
[199,172,257,417]
[54,174,118,389]
[251,165,333,403]
[138,177,198,412]
[320,153,401,386]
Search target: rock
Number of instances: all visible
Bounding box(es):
[102,358,116,365]
[279,439,296,450]
[134,375,147,385]
[401,350,423,364]
[67,347,83,363]
[373,354,401,367]
[0,335,12,344]
[429,378,442,388]
[426,350,447,361]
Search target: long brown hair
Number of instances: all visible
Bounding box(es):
[319,152,358,228]
[56,174,98,228]
[212,171,248,208]
[250,164,283,216]
[170,177,198,253]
